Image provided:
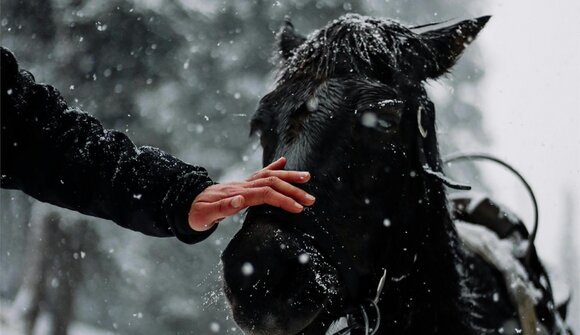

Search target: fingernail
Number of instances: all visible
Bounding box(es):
[294,202,304,210]
[306,194,315,201]
[231,196,243,208]
[299,172,310,179]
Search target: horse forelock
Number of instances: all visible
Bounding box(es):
[277,13,426,83]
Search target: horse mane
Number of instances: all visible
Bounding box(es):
[277,13,435,83]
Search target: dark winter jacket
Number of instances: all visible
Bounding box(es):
[0,47,216,244]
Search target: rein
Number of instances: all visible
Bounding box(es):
[443,153,539,267]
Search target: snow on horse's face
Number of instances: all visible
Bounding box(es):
[222,14,488,335]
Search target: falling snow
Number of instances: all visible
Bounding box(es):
[1,2,576,335]
[383,218,391,227]
[241,262,254,276]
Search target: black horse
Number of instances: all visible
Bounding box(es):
[222,14,568,335]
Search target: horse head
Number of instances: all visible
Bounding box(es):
[222,14,489,335]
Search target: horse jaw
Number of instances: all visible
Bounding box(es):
[227,302,327,335]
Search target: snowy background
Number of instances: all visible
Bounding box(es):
[1,0,578,334]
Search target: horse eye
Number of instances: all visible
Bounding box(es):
[360,112,398,131]
[376,119,392,130]
[361,112,383,128]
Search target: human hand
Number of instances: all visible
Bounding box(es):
[188,157,315,231]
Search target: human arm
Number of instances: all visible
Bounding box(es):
[1,47,315,243]
[0,47,216,243]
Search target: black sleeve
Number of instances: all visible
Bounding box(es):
[0,47,217,244]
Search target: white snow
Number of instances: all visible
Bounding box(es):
[306,96,319,112]
[383,218,391,227]
[377,99,402,108]
[456,221,542,301]
[241,262,254,276]
[95,22,107,32]
[210,321,220,332]
[456,221,554,335]
[325,316,349,335]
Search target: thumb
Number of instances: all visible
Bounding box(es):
[189,195,245,231]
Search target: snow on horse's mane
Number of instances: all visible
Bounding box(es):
[279,13,425,81]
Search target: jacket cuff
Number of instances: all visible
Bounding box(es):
[163,171,217,244]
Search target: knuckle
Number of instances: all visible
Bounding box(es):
[215,184,228,191]
[262,186,275,198]
[283,196,294,206]
[286,184,301,196]
[219,200,229,213]
[225,184,242,195]
[282,198,296,210]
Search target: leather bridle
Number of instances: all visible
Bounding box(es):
[326,269,386,335]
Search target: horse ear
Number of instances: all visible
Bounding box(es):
[417,16,490,79]
[277,19,306,59]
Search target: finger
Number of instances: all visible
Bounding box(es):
[250,169,310,183]
[264,157,287,171]
[249,176,315,206]
[242,187,304,214]
[189,195,245,231]
[248,158,288,181]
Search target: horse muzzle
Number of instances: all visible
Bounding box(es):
[221,213,342,334]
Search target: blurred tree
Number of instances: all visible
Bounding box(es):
[1,1,490,334]
[11,203,103,335]
[10,207,57,335]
